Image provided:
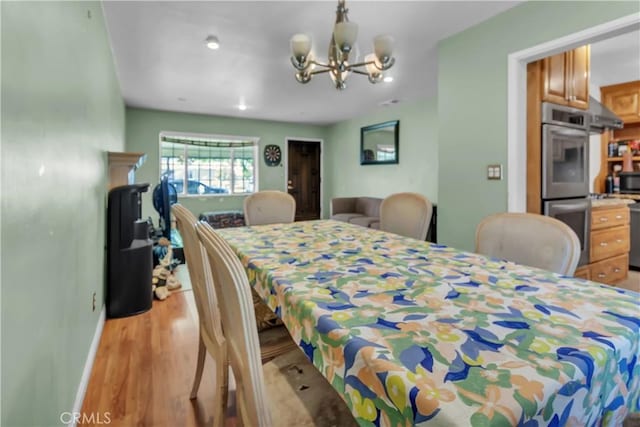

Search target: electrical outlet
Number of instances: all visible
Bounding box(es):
[487,164,503,180]
[92,292,96,312]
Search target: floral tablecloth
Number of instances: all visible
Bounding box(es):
[218,220,640,426]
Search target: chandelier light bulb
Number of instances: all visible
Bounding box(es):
[374,34,394,62]
[334,21,358,52]
[205,35,220,50]
[291,34,312,59]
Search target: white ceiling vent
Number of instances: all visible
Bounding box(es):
[379,99,400,107]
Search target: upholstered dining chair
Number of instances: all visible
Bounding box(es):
[172,204,297,427]
[475,212,581,276]
[243,190,296,226]
[195,222,358,427]
[380,192,433,240]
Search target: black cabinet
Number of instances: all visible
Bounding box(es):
[107,184,153,318]
[426,205,437,243]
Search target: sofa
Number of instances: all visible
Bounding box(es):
[330,197,382,228]
[199,210,245,228]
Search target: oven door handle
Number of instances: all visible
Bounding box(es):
[549,127,589,138]
[550,202,589,212]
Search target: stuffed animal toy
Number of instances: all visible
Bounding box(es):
[152,238,182,300]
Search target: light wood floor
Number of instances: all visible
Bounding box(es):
[81,290,235,427]
[617,269,640,293]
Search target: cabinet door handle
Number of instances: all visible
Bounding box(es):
[615,215,623,219]
[599,217,608,222]
[600,242,608,247]
[598,273,607,278]
[613,268,621,273]
[616,239,623,244]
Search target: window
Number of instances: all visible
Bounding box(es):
[160,132,258,196]
[376,145,396,161]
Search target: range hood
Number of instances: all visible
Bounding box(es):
[589,96,624,133]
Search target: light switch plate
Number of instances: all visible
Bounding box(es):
[487,164,502,180]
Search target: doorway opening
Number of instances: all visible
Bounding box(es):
[285,138,324,221]
[507,13,640,212]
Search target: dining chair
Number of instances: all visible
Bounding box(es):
[243,190,296,226]
[195,222,358,427]
[172,204,297,426]
[475,212,581,275]
[380,192,433,240]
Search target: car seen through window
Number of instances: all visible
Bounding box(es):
[169,180,229,195]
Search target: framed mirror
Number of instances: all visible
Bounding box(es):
[360,120,399,165]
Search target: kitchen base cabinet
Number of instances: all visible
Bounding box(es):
[578,204,631,286]
[589,254,629,285]
[590,225,630,263]
[574,265,590,280]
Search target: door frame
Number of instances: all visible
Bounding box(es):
[507,13,640,212]
[284,137,325,218]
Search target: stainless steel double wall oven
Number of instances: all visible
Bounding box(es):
[541,102,591,266]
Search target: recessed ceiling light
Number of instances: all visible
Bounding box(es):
[238,104,247,111]
[205,35,220,50]
[383,76,394,83]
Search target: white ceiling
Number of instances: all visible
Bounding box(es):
[590,29,640,90]
[102,1,519,125]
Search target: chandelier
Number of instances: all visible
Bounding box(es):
[289,0,395,90]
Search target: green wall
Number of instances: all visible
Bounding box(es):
[125,108,327,220]
[437,1,640,251]
[324,98,438,216]
[1,2,125,425]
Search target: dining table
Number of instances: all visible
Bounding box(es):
[217,219,640,426]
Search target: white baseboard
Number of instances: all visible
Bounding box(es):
[69,306,106,427]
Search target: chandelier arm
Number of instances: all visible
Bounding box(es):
[309,60,333,69]
[345,60,376,69]
[349,69,371,76]
[309,68,333,76]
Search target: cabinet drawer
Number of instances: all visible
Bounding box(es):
[589,254,629,285]
[590,225,630,263]
[591,206,629,230]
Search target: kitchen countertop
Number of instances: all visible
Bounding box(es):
[591,197,637,208]
[610,193,640,201]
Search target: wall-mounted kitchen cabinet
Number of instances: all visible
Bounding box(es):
[594,80,640,193]
[602,80,640,124]
[541,45,590,110]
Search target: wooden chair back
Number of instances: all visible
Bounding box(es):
[380,192,433,240]
[172,204,224,350]
[196,222,272,426]
[475,212,581,275]
[243,190,296,226]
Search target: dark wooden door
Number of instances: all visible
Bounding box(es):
[287,140,321,221]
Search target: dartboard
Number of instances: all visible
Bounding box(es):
[263,144,282,166]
